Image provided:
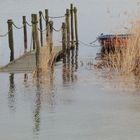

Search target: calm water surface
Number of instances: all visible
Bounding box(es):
[0,0,140,140]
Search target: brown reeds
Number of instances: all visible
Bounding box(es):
[95,23,140,76]
[123,29,140,75]
[33,45,57,79]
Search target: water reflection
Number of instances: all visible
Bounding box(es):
[95,70,140,93]
[23,73,29,88]
[44,67,56,110]
[62,46,78,84]
[134,74,140,90]
[24,73,28,83]
[8,73,16,111]
[33,79,41,136]
[33,67,55,136]
[75,47,79,70]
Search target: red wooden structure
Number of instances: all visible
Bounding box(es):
[98,34,131,48]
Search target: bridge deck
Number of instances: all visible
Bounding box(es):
[0,46,62,73]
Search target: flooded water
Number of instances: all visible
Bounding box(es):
[1,0,140,140]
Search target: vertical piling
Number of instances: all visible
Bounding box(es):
[32,14,40,69]
[39,11,43,47]
[45,9,49,42]
[49,21,53,53]
[23,16,28,53]
[31,14,36,50]
[66,9,70,50]
[70,4,74,48]
[47,21,51,52]
[74,7,78,46]
[62,22,67,54]
[7,19,14,62]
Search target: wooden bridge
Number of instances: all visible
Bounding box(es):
[0,46,62,73]
[0,4,78,73]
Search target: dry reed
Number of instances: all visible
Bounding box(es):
[95,22,140,76]
[33,45,57,81]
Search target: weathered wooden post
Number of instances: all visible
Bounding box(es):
[23,16,28,53]
[74,7,78,46]
[45,9,49,42]
[49,21,53,53]
[7,19,14,62]
[32,14,40,69]
[35,14,40,69]
[62,22,66,54]
[66,9,70,50]
[47,21,51,51]
[31,14,36,50]
[70,4,74,48]
[39,11,43,47]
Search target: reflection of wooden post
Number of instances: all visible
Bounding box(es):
[62,22,66,54]
[49,21,53,53]
[31,14,36,50]
[66,9,70,50]
[39,11,43,47]
[74,7,78,45]
[7,19,14,62]
[70,4,74,48]
[75,47,78,70]
[32,14,40,69]
[23,16,28,53]
[45,9,49,42]
[71,48,74,81]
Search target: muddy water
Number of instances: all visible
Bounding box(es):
[0,0,140,140]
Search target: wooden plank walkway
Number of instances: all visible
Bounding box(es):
[0,46,62,73]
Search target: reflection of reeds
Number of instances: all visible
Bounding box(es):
[96,24,140,75]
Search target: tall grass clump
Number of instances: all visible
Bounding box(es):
[96,22,140,75]
[121,27,140,75]
[33,45,57,80]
